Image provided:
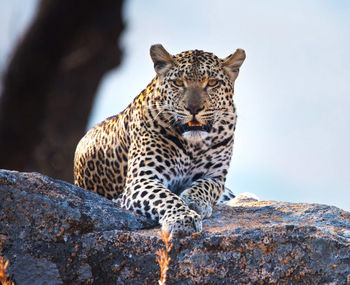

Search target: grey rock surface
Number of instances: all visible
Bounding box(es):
[0,169,349,284]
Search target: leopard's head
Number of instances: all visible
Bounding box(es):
[150,44,245,142]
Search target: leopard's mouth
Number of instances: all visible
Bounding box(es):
[181,119,210,133]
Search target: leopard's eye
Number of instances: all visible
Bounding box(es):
[171,80,184,87]
[207,79,221,88]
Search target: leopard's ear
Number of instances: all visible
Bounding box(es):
[222,48,246,81]
[150,44,174,76]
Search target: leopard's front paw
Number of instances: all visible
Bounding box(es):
[160,210,202,237]
[180,195,213,218]
[187,201,212,218]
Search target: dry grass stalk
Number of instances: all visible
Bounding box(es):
[0,256,12,285]
[156,229,173,285]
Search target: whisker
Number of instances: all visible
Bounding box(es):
[144,102,236,128]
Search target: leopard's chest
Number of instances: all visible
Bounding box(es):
[163,145,216,195]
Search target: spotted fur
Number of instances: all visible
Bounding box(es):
[74,44,246,236]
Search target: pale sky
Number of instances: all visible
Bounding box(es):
[1,0,350,210]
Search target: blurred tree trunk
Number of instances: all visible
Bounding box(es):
[0,0,124,182]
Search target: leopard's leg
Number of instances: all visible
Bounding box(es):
[121,180,201,237]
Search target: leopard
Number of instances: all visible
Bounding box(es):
[74,44,246,237]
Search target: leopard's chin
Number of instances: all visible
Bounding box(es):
[182,130,209,142]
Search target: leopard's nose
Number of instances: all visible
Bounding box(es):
[185,105,204,115]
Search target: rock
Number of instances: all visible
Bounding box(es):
[0,169,349,284]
